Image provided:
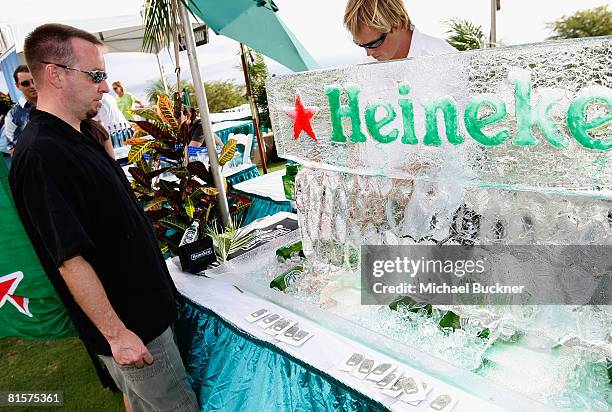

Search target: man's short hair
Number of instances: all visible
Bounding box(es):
[23,23,103,81]
[344,0,411,36]
[13,65,30,84]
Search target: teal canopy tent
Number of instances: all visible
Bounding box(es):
[187,0,319,72]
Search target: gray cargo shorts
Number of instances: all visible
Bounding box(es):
[98,327,199,412]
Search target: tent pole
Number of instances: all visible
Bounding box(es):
[155,51,169,94]
[178,1,230,227]
[239,43,267,174]
[490,0,497,46]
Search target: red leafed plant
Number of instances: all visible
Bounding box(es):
[127,95,251,255]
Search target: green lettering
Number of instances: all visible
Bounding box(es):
[398,83,418,145]
[325,85,367,143]
[365,102,398,144]
[536,90,567,149]
[567,88,612,150]
[422,96,463,146]
[464,94,510,146]
[512,70,538,146]
[512,70,569,148]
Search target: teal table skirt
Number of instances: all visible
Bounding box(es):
[225,165,260,186]
[232,190,293,226]
[216,122,255,144]
[175,296,388,412]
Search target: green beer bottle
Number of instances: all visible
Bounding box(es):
[282,162,301,200]
[276,241,304,261]
[270,265,304,291]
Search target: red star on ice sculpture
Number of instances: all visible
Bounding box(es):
[284,93,318,142]
[0,272,32,317]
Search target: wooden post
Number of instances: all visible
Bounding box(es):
[239,43,268,174]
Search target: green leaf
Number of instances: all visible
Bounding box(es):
[145,167,171,181]
[159,243,169,254]
[167,166,189,179]
[130,108,160,122]
[136,157,151,174]
[155,147,182,161]
[128,141,155,164]
[144,197,166,211]
[128,167,151,189]
[145,208,173,222]
[156,94,179,132]
[205,217,254,262]
[131,180,155,196]
[219,138,237,166]
[192,186,219,198]
[158,216,189,232]
[133,120,176,142]
[184,196,195,219]
[187,161,213,184]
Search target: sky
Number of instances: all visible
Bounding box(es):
[1,0,610,101]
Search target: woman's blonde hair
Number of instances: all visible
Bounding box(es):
[344,0,411,36]
[112,81,123,88]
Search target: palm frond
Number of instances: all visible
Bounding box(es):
[141,0,203,53]
[206,217,255,262]
[445,18,486,51]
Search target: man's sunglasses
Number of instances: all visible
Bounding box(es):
[19,79,34,88]
[354,32,388,49]
[41,61,108,83]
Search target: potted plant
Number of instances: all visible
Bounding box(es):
[126,95,251,256]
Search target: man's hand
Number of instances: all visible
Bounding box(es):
[108,328,154,368]
[58,256,155,368]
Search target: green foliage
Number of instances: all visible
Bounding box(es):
[128,96,250,256]
[547,5,612,40]
[145,78,245,114]
[145,79,195,105]
[203,80,246,113]
[246,49,272,129]
[445,18,486,51]
[206,217,255,262]
[141,0,200,53]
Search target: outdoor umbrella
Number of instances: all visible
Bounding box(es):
[175,0,318,225]
[187,0,319,72]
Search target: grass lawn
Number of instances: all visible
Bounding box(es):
[0,337,123,411]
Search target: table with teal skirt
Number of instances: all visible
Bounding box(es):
[167,250,388,412]
[223,164,260,186]
[231,170,293,226]
[168,211,505,412]
[174,297,386,412]
[212,120,255,144]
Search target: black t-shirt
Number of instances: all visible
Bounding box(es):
[9,109,177,355]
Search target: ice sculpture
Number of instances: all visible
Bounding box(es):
[264,37,611,410]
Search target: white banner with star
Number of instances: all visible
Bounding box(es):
[266,37,612,194]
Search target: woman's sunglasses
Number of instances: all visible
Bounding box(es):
[354,32,388,49]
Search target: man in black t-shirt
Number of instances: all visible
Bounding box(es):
[9,24,198,412]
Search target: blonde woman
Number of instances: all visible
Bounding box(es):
[111,81,143,120]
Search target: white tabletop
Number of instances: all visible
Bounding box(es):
[168,229,514,412]
[114,145,131,160]
[233,169,288,202]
